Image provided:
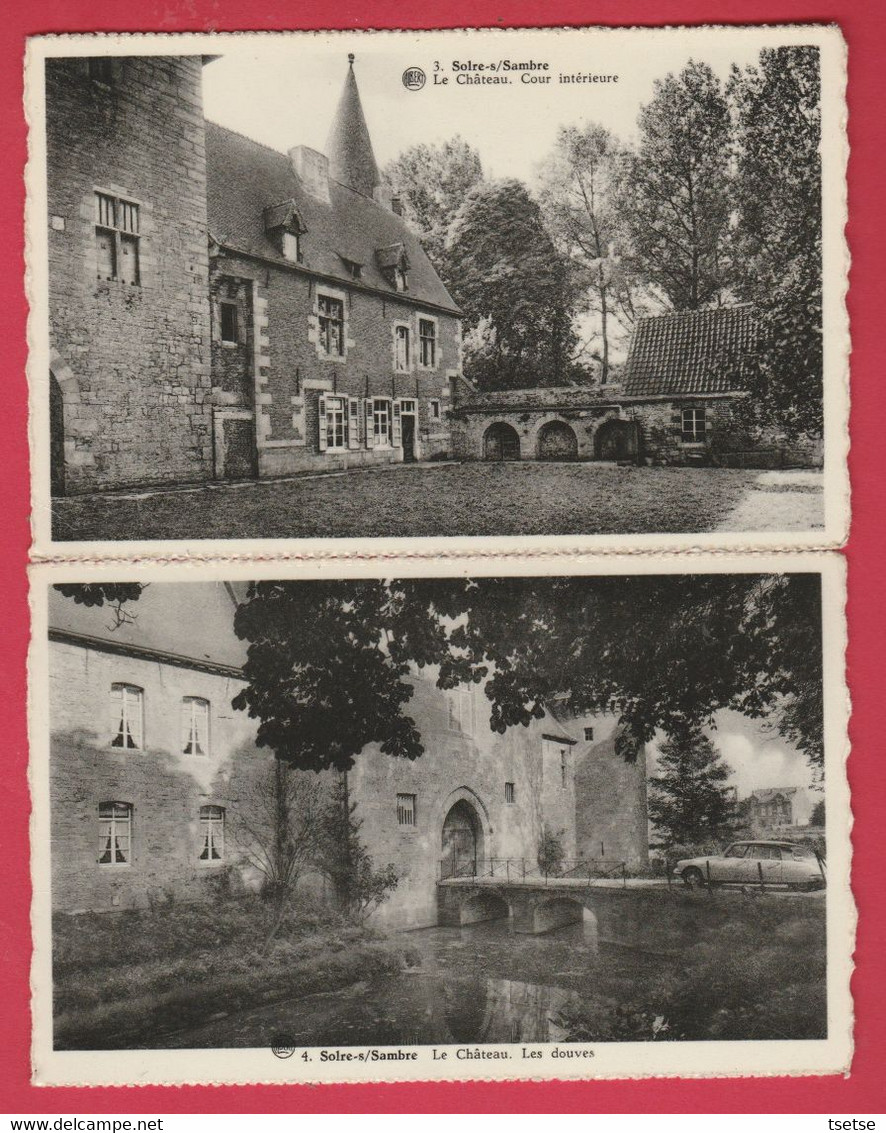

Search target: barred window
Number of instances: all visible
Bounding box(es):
[584,726,594,742]
[111,683,143,749]
[681,407,706,443]
[182,696,210,756]
[396,793,416,827]
[429,398,441,421]
[95,192,140,285]
[419,319,436,367]
[98,802,132,866]
[318,294,344,356]
[199,805,225,862]
[395,325,410,371]
[505,782,516,805]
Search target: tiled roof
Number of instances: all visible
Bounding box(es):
[205,121,460,315]
[326,61,381,199]
[751,787,799,801]
[621,307,758,398]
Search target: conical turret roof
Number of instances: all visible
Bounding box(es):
[326,55,381,199]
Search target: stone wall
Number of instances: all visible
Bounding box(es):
[574,720,649,868]
[46,57,213,493]
[49,639,262,913]
[208,251,458,477]
[450,386,625,462]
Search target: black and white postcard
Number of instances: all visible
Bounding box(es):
[28,553,852,1085]
[25,26,848,558]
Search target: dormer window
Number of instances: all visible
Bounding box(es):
[340,257,363,281]
[376,242,410,291]
[263,200,306,263]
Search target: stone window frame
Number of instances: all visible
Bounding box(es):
[418,315,439,370]
[681,406,707,444]
[393,321,412,373]
[94,189,141,286]
[98,801,132,867]
[504,781,516,805]
[198,805,226,864]
[396,793,417,827]
[110,683,144,750]
[584,726,594,742]
[429,397,442,421]
[446,687,474,734]
[181,696,211,757]
[313,285,350,361]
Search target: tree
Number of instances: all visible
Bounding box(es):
[647,729,737,846]
[617,61,732,311]
[726,46,823,438]
[537,124,646,382]
[445,179,584,389]
[227,759,324,906]
[54,583,145,629]
[315,774,399,921]
[382,136,484,269]
[232,574,824,780]
[810,798,825,827]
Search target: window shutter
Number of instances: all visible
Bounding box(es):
[365,399,374,448]
[318,395,328,452]
[348,398,360,449]
[392,399,402,447]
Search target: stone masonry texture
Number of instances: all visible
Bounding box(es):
[46,57,213,493]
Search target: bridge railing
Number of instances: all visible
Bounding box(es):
[439,857,628,886]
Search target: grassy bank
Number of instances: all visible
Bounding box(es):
[53,897,413,1050]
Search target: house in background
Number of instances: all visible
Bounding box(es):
[45,53,459,494]
[745,786,814,838]
[47,583,648,929]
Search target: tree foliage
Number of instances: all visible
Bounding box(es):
[53,583,145,630]
[382,136,484,268]
[445,179,583,389]
[726,46,823,437]
[232,574,824,776]
[647,729,737,846]
[617,60,732,311]
[537,124,647,381]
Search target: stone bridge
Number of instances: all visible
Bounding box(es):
[437,877,631,936]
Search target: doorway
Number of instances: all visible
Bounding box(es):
[442,799,484,876]
[483,422,521,462]
[537,420,578,461]
[401,413,416,462]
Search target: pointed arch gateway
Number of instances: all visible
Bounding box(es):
[440,788,490,878]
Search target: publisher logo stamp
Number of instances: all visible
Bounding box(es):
[271,1035,296,1058]
[402,67,426,91]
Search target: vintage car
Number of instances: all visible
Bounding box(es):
[674,840,825,890]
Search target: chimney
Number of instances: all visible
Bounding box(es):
[289,145,330,204]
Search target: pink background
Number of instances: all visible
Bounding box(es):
[1,0,882,1113]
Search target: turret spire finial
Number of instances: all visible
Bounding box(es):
[348,53,355,65]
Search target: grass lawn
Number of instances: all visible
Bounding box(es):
[52,462,784,542]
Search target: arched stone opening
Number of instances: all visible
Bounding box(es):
[537,420,578,461]
[530,896,585,935]
[459,891,510,927]
[594,417,639,462]
[483,421,521,462]
[441,798,486,876]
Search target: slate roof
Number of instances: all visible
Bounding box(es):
[751,787,799,801]
[204,120,460,315]
[621,307,758,398]
[326,60,382,199]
